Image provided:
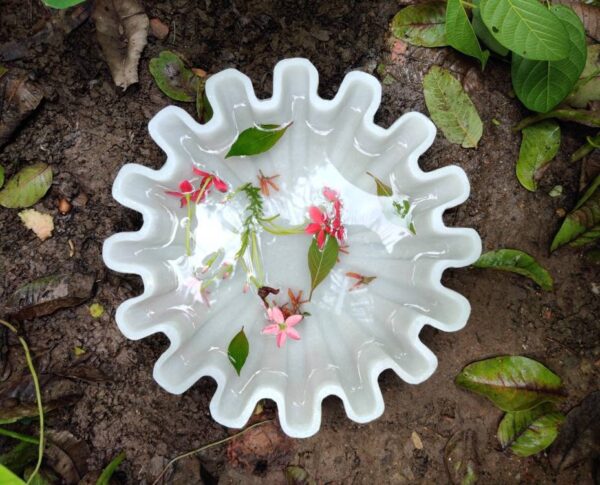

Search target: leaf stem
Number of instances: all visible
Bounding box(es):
[514,110,600,131]
[571,132,600,162]
[185,194,192,256]
[151,420,273,485]
[0,427,39,444]
[0,319,44,485]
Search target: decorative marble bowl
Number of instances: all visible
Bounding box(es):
[103,58,481,438]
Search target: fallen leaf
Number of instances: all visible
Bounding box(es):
[444,429,478,485]
[549,185,564,197]
[0,163,52,209]
[568,44,600,109]
[226,123,292,158]
[473,249,553,290]
[228,328,249,376]
[550,391,600,471]
[423,66,482,148]
[92,0,149,90]
[4,273,96,320]
[0,165,4,189]
[286,465,316,485]
[73,347,85,357]
[551,173,600,250]
[89,302,104,318]
[0,442,38,477]
[18,209,54,241]
[0,70,44,148]
[554,0,600,41]
[149,18,169,40]
[391,3,447,47]
[44,430,90,484]
[516,121,561,191]
[149,50,198,102]
[455,356,565,412]
[411,431,424,450]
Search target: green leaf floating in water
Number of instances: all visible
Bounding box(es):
[497,402,565,457]
[551,174,600,251]
[228,328,249,376]
[42,0,86,8]
[366,172,392,196]
[516,120,561,191]
[423,66,483,148]
[308,236,339,300]
[455,356,565,412]
[479,0,570,61]
[391,2,447,48]
[511,5,587,113]
[445,0,489,69]
[0,163,53,209]
[97,451,126,485]
[149,51,199,102]
[473,249,553,291]
[226,123,291,158]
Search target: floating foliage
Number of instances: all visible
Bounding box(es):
[228,328,249,376]
[308,236,339,300]
[226,124,291,158]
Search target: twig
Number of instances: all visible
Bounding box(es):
[0,319,44,485]
[514,109,600,131]
[151,420,273,485]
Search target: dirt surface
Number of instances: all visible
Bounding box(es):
[1,1,599,483]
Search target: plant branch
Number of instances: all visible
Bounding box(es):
[572,132,600,162]
[514,109,600,131]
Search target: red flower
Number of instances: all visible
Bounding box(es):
[305,206,331,249]
[258,170,280,196]
[165,180,204,207]
[193,168,228,193]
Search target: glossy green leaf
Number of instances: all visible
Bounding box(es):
[228,328,249,376]
[423,66,482,148]
[42,0,86,8]
[473,249,553,290]
[480,0,570,61]
[308,236,339,300]
[366,172,392,196]
[511,5,587,113]
[149,51,198,102]
[391,2,447,47]
[446,0,489,68]
[0,165,4,189]
[455,356,564,411]
[516,120,561,191]
[0,464,25,485]
[97,451,125,485]
[0,163,53,209]
[567,44,600,108]
[497,403,564,456]
[226,123,291,158]
[472,0,509,56]
[551,174,600,250]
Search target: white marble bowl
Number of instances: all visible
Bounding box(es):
[103,58,481,437]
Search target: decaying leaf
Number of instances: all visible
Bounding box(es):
[455,356,565,412]
[550,391,600,471]
[0,69,44,148]
[4,273,96,320]
[89,302,104,318]
[44,430,90,484]
[286,465,316,485]
[444,429,479,485]
[390,2,447,47]
[0,163,53,209]
[516,120,561,191]
[18,209,54,241]
[149,50,198,102]
[92,0,149,90]
[568,44,600,109]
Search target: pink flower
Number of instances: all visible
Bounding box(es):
[183,277,211,306]
[193,168,228,193]
[262,306,302,348]
[305,206,331,249]
[323,187,339,202]
[165,180,205,207]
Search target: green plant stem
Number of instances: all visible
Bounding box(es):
[514,110,600,131]
[260,220,306,236]
[185,194,192,256]
[0,428,39,444]
[151,420,272,485]
[0,319,44,485]
[572,132,600,162]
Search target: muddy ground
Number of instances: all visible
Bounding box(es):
[0,0,599,483]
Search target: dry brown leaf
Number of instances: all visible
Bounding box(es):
[92,0,149,90]
[150,18,169,40]
[18,208,54,241]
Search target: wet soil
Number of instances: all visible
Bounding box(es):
[0,0,599,483]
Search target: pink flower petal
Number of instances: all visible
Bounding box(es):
[270,306,285,324]
[286,327,301,340]
[308,206,325,224]
[212,176,228,192]
[285,314,303,326]
[165,190,183,197]
[193,167,210,177]
[317,229,326,249]
[179,180,194,193]
[276,331,286,348]
[323,187,338,202]
[262,324,280,335]
[305,223,321,235]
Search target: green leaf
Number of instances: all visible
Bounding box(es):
[511,5,587,113]
[497,403,565,456]
[551,174,600,250]
[195,77,213,123]
[391,2,447,47]
[445,0,489,68]
[0,442,37,477]
[567,44,600,108]
[42,0,86,8]
[0,464,25,485]
[473,249,553,290]
[571,132,600,162]
[89,303,105,318]
[97,451,125,485]
[514,108,600,130]
[480,0,570,61]
[0,163,53,209]
[228,328,249,376]
[285,465,317,485]
[444,430,479,485]
[472,0,509,56]
[149,51,199,102]
[308,236,339,300]
[423,66,483,148]
[516,120,561,191]
[225,123,291,158]
[0,165,4,189]
[24,468,55,485]
[366,172,392,196]
[0,66,7,78]
[455,356,564,412]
